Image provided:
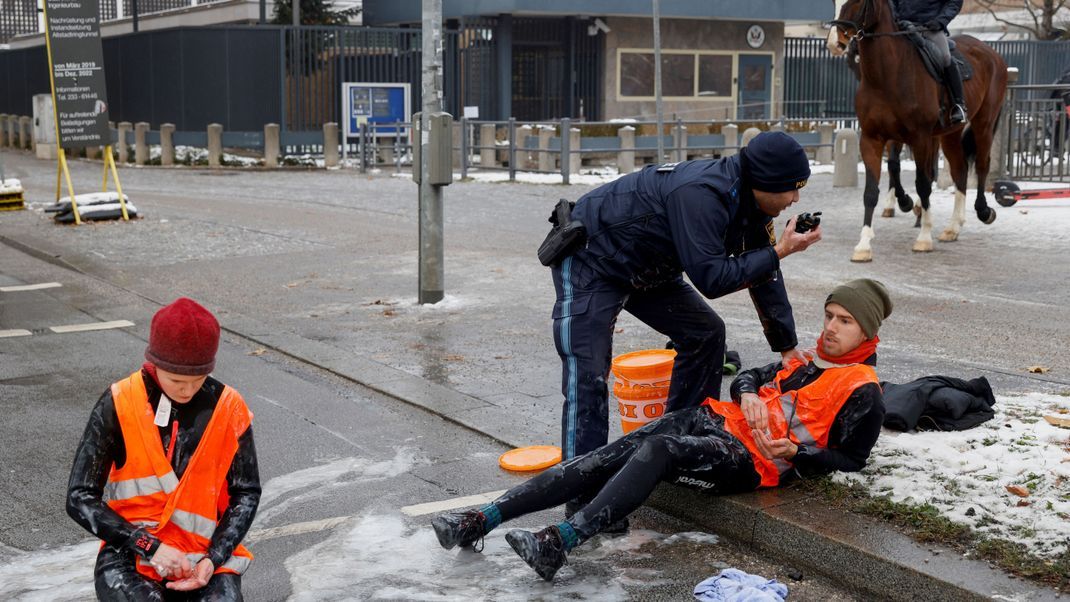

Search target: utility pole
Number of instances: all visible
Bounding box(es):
[652,0,664,163]
[419,0,445,304]
[292,0,299,26]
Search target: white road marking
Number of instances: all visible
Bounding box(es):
[0,329,32,338]
[0,282,62,292]
[49,320,135,334]
[400,490,507,517]
[245,516,352,544]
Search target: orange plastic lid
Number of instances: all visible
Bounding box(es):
[611,349,677,382]
[499,445,562,472]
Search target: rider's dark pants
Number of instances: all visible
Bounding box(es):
[94,544,243,602]
[492,406,761,543]
[552,256,726,460]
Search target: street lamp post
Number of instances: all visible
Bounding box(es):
[418,0,445,304]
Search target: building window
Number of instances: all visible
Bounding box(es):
[698,55,733,97]
[618,50,742,100]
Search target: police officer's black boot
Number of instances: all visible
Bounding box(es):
[945,63,968,125]
[506,526,569,581]
[431,510,487,551]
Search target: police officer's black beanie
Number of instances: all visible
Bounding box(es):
[825,279,893,339]
[740,131,811,193]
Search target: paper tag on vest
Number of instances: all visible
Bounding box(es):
[154,394,172,427]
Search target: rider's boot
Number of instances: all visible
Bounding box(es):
[945,63,968,125]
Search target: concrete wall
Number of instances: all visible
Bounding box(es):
[602,17,785,121]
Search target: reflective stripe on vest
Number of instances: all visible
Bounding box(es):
[171,509,218,541]
[184,553,252,574]
[779,393,819,447]
[105,472,179,501]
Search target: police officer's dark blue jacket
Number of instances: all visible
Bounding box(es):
[569,155,797,352]
[892,0,962,31]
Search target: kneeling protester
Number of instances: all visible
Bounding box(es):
[67,298,260,601]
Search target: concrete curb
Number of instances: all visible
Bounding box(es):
[0,233,1062,601]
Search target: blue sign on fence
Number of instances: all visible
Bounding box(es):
[342,82,410,139]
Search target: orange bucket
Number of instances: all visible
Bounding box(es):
[611,349,675,433]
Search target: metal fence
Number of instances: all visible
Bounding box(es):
[1002,84,1070,182]
[783,37,1070,118]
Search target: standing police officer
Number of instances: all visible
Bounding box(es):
[547,131,821,467]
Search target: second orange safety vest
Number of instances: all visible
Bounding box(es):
[705,358,878,487]
[106,370,254,581]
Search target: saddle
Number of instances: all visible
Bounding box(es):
[898,21,973,127]
[898,21,974,83]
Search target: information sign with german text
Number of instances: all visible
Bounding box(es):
[44,0,110,147]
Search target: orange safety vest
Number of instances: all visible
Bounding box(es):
[704,358,878,488]
[105,370,254,580]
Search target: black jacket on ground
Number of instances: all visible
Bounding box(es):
[880,375,995,431]
[66,369,261,568]
[729,355,884,477]
[892,0,963,31]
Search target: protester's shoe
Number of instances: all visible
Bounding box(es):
[431,510,486,551]
[564,500,630,534]
[506,526,568,581]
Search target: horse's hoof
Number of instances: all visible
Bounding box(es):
[851,249,873,263]
[912,204,922,217]
[979,208,997,225]
[938,229,959,242]
[897,195,915,213]
[881,208,895,218]
[912,240,934,253]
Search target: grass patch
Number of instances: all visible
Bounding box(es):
[797,477,1070,589]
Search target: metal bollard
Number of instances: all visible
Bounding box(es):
[560,118,571,184]
[508,117,517,181]
[161,123,176,166]
[833,128,859,188]
[721,124,739,157]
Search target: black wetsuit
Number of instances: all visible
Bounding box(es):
[67,368,260,601]
[489,355,884,542]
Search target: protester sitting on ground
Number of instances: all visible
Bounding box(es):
[66,298,260,601]
[431,279,892,581]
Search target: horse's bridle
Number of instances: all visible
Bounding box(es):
[827,0,872,41]
[827,0,913,41]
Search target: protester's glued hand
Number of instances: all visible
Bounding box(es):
[751,428,798,460]
[166,558,214,591]
[775,217,822,259]
[150,543,192,580]
[740,393,769,433]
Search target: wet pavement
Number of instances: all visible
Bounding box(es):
[0,149,1068,598]
[0,224,855,600]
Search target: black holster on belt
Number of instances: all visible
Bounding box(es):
[537,199,587,266]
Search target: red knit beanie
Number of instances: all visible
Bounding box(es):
[144,298,220,376]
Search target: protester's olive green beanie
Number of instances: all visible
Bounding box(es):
[825,279,893,339]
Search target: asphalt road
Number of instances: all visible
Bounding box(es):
[0,240,853,600]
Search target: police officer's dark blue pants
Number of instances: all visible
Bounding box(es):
[552,256,726,459]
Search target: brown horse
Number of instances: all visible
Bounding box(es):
[827,0,1008,262]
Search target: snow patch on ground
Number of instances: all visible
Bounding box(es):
[835,393,1070,558]
[392,168,625,186]
[0,178,22,193]
[285,511,718,601]
[0,540,97,601]
[255,448,424,527]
